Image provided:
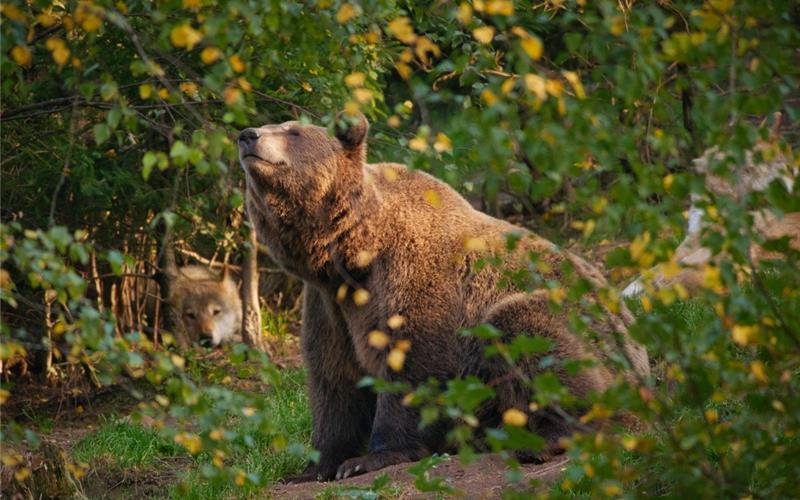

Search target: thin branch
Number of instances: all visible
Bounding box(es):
[48,96,79,227]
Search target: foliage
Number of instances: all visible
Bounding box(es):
[2,0,800,497]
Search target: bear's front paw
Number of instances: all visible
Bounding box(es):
[283,461,338,483]
[335,450,418,480]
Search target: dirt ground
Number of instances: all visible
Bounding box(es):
[271,454,570,499]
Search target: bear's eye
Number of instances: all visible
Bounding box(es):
[287,128,301,137]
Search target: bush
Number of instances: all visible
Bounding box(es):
[2,0,799,496]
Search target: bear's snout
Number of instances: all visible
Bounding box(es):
[238,128,260,151]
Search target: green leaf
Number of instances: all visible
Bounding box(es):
[93,123,111,145]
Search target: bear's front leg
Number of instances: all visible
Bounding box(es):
[335,391,436,479]
[287,286,376,482]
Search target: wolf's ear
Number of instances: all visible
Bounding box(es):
[221,263,231,282]
[335,112,369,150]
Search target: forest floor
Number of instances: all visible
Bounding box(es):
[1,336,573,499]
[1,245,661,498]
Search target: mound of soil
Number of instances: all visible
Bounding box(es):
[270,454,569,499]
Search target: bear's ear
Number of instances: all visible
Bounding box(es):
[335,112,369,150]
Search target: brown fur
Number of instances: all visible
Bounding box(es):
[170,266,242,347]
[239,115,648,481]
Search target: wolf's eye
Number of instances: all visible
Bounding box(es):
[185,311,196,319]
[212,308,221,316]
[287,128,301,137]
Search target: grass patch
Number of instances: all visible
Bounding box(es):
[72,419,181,468]
[171,367,311,499]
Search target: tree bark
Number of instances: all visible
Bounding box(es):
[241,209,265,351]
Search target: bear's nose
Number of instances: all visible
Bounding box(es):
[238,128,260,149]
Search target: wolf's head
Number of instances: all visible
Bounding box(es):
[173,266,242,346]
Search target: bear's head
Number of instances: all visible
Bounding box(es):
[238,113,371,276]
[238,113,369,205]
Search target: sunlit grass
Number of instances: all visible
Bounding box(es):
[73,419,182,468]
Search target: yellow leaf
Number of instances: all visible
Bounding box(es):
[481,89,498,106]
[209,428,223,440]
[170,24,203,50]
[237,77,252,92]
[640,295,652,313]
[81,14,102,32]
[200,46,220,64]
[415,37,441,65]
[660,259,681,279]
[382,166,399,181]
[395,339,411,352]
[0,388,9,405]
[520,36,543,60]
[702,265,723,292]
[503,408,528,427]
[356,250,376,267]
[174,432,202,454]
[336,3,358,24]
[433,133,451,153]
[179,82,198,97]
[423,189,441,208]
[37,13,58,27]
[501,77,516,95]
[345,71,366,88]
[409,137,428,152]
[662,173,674,189]
[170,354,185,369]
[235,470,247,486]
[549,287,566,305]
[183,0,202,10]
[1,4,27,23]
[395,62,412,80]
[485,0,514,15]
[630,232,651,262]
[353,288,370,306]
[457,3,472,24]
[387,115,401,128]
[524,74,547,100]
[731,324,758,346]
[45,37,70,68]
[229,54,245,73]
[353,88,373,103]
[10,45,31,67]
[750,361,768,383]
[621,436,638,451]
[602,483,622,496]
[562,70,586,99]
[545,79,563,97]
[472,26,495,44]
[387,348,406,371]
[223,87,241,104]
[463,237,488,252]
[14,467,31,482]
[387,314,405,330]
[610,16,625,36]
[365,31,380,44]
[158,88,170,100]
[704,408,718,423]
[387,17,417,44]
[368,330,390,349]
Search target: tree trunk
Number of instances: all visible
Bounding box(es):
[241,214,264,351]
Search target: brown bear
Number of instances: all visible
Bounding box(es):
[238,114,648,482]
